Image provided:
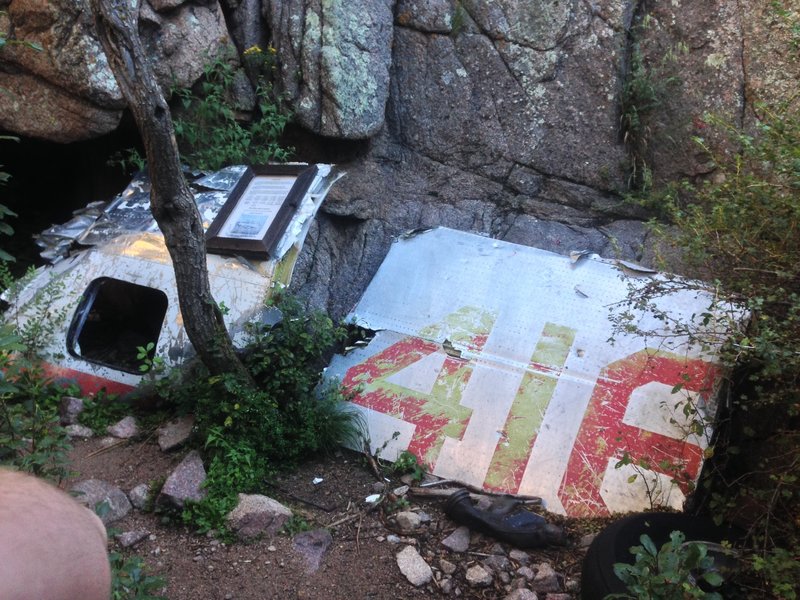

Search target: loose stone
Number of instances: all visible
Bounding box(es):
[465,564,493,587]
[396,546,433,587]
[441,526,470,552]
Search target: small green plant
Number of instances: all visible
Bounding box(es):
[0,203,16,262]
[392,450,427,484]
[612,99,800,596]
[0,326,74,482]
[78,390,128,433]
[166,294,363,532]
[388,496,411,513]
[613,378,713,508]
[609,531,724,600]
[109,551,167,600]
[752,547,800,600]
[620,13,685,190]
[92,501,167,599]
[137,342,165,375]
[181,426,265,533]
[281,515,313,536]
[172,46,291,171]
[2,270,71,360]
[107,147,147,173]
[451,1,468,35]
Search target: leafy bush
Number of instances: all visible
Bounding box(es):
[172,46,291,171]
[610,531,724,600]
[174,295,364,532]
[392,449,427,484]
[0,342,74,483]
[752,547,800,600]
[79,390,129,433]
[622,99,800,596]
[109,551,166,600]
[620,14,685,190]
[280,515,312,536]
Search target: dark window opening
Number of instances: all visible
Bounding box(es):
[67,278,168,374]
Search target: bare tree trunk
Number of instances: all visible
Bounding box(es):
[90,0,254,386]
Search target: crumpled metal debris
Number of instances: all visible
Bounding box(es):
[34,164,339,265]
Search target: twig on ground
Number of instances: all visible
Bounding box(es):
[269,485,336,512]
[327,496,384,529]
[362,441,385,482]
[86,439,128,458]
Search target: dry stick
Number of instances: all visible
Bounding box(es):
[87,426,159,461]
[269,485,335,512]
[327,497,384,529]
[356,514,363,553]
[362,442,385,482]
[86,438,128,458]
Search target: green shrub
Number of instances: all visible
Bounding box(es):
[619,99,800,597]
[79,390,129,433]
[0,347,74,483]
[280,515,313,536]
[609,531,724,600]
[172,46,291,171]
[752,547,800,600]
[171,295,363,532]
[392,449,427,484]
[620,14,685,191]
[109,551,166,600]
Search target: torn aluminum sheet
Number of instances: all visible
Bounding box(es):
[5,164,340,396]
[327,227,741,517]
[34,164,341,265]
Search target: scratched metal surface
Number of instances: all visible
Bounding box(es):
[9,164,339,393]
[327,227,738,516]
[35,164,340,265]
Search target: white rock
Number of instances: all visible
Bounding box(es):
[226,494,292,541]
[509,549,531,565]
[439,558,457,575]
[71,479,132,524]
[395,510,421,531]
[396,546,433,587]
[465,564,493,587]
[158,450,207,508]
[65,424,94,438]
[157,414,194,451]
[107,416,138,439]
[59,396,84,425]
[393,485,409,496]
[128,483,151,510]
[116,530,150,548]
[517,565,535,580]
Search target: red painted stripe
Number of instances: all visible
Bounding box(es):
[41,363,136,396]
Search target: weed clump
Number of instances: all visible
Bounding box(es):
[618,99,800,598]
[172,45,291,172]
[171,294,363,533]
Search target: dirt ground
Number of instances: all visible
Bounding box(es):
[68,436,597,599]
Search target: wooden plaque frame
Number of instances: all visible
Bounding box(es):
[205,164,318,259]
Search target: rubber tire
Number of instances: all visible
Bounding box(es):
[580,512,740,600]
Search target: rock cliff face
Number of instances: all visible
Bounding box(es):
[0,0,796,316]
[265,0,394,138]
[0,0,229,142]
